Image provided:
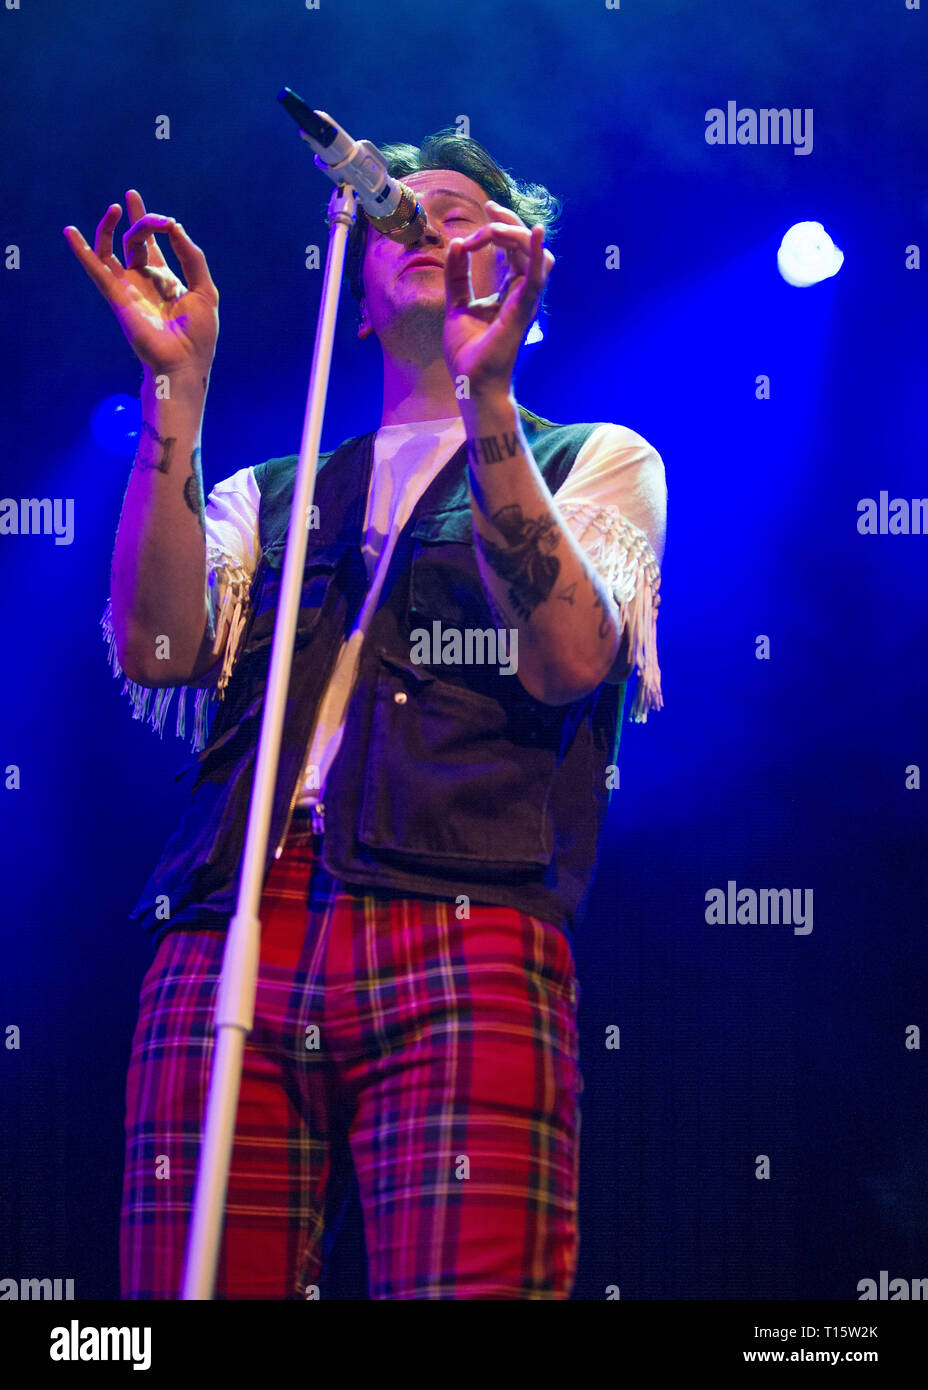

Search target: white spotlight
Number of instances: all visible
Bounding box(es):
[777,221,844,287]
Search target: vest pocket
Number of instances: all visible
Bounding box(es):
[407,508,489,631]
[356,649,555,875]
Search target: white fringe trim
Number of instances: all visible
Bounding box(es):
[100,546,253,753]
[558,500,663,722]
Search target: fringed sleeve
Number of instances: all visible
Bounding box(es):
[557,499,663,722]
[99,543,252,753]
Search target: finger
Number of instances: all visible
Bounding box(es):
[125,189,169,270]
[457,222,532,254]
[444,237,474,310]
[470,215,554,277]
[164,222,219,301]
[492,230,547,330]
[63,224,128,304]
[123,212,176,270]
[512,227,547,311]
[458,222,535,277]
[510,226,551,289]
[530,223,546,287]
[483,202,534,277]
[93,204,124,267]
[484,198,529,230]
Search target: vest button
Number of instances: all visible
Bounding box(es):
[393,691,407,705]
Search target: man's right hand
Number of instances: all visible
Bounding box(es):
[63,188,219,381]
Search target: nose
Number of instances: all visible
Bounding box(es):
[409,215,443,250]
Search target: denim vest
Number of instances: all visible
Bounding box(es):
[129,411,628,945]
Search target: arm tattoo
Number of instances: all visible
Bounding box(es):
[183,447,205,533]
[556,582,577,605]
[475,503,561,621]
[465,431,520,466]
[134,419,176,474]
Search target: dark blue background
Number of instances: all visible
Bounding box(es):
[1,0,925,1299]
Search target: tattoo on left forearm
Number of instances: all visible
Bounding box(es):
[135,420,175,474]
[466,431,521,466]
[475,503,561,621]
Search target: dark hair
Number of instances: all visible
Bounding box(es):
[344,128,561,317]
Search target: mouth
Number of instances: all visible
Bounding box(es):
[398,258,443,275]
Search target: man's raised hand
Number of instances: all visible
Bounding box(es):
[63,189,219,382]
[442,198,554,400]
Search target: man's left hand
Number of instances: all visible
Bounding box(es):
[443,199,554,399]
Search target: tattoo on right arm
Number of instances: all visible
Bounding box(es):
[474,504,561,622]
[465,431,521,467]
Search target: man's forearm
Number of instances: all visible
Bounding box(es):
[461,391,622,704]
[110,365,212,684]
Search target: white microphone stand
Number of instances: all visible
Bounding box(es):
[180,180,358,1299]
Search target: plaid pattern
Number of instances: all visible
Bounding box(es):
[120,820,583,1299]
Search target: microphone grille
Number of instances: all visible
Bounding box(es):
[366,184,427,245]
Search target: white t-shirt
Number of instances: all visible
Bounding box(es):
[200,415,667,807]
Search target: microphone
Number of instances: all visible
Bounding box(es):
[278,88,428,245]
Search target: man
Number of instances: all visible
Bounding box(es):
[64,129,665,1300]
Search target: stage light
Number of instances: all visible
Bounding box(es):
[777,221,844,287]
[524,319,544,344]
[90,393,141,455]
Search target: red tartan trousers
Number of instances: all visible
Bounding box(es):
[119,818,583,1299]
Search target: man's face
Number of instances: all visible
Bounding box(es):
[357,168,507,345]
